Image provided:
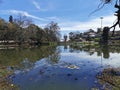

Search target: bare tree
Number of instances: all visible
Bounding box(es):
[96,0,120,36]
[14,14,32,28]
[89,0,112,16]
[44,21,61,42]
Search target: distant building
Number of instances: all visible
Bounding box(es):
[83,29,97,38]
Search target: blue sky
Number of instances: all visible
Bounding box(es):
[0,0,118,36]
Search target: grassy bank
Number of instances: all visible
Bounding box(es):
[96,68,120,90]
[0,66,19,90]
[69,41,99,46]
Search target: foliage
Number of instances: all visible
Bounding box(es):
[102,27,110,43]
[9,15,13,23]
[0,16,61,45]
[44,21,61,42]
[94,38,100,42]
[64,35,67,42]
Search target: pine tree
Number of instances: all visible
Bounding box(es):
[9,15,13,23]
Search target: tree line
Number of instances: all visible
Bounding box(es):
[0,15,61,45]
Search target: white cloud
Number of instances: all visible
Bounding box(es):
[1,9,117,33]
[46,16,60,21]
[0,10,48,21]
[32,0,41,10]
[59,15,117,31]
[34,14,118,33]
[0,10,60,22]
[31,0,49,11]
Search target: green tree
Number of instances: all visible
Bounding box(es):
[69,32,74,41]
[0,15,61,45]
[64,35,67,42]
[26,24,38,41]
[0,18,7,30]
[9,15,13,23]
[97,28,102,34]
[12,15,33,44]
[102,27,110,43]
[36,27,45,43]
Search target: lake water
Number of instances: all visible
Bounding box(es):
[0,45,120,90]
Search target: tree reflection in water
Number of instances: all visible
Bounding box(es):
[1,45,120,89]
[0,46,60,89]
[101,44,110,59]
[46,47,61,65]
[69,44,120,59]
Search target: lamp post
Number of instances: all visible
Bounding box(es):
[100,17,103,68]
[100,17,103,30]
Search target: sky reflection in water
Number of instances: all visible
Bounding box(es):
[10,45,120,90]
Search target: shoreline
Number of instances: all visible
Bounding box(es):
[96,67,120,89]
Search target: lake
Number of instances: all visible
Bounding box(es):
[0,45,120,90]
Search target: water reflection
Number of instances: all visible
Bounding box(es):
[0,46,59,89]
[1,45,120,90]
[69,44,120,59]
[46,47,61,65]
[64,44,68,50]
[1,44,120,68]
[0,46,58,66]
